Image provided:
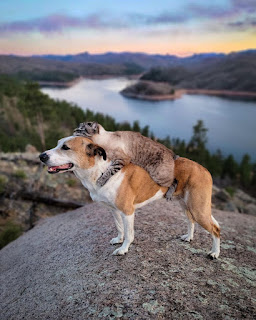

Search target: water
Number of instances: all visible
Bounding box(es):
[42,78,256,162]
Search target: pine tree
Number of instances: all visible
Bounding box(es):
[240,154,252,188]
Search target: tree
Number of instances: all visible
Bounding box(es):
[189,120,208,150]
[141,125,149,137]
[240,154,252,188]
[222,155,238,180]
[132,120,141,132]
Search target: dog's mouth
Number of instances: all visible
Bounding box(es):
[48,163,74,174]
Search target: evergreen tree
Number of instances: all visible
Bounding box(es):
[132,120,141,132]
[141,125,149,137]
[222,155,238,180]
[240,154,252,188]
[189,120,208,150]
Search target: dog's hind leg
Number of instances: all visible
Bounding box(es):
[110,210,124,245]
[208,216,220,259]
[180,209,195,242]
[193,211,220,259]
[113,212,134,256]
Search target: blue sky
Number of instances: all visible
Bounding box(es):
[0,0,255,55]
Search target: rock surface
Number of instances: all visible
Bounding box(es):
[1,200,255,319]
[212,186,256,215]
[0,152,91,232]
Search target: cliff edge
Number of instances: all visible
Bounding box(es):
[0,200,255,319]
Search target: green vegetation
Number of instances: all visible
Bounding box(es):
[121,81,175,96]
[0,221,23,249]
[66,178,77,187]
[13,170,27,180]
[0,75,255,196]
[225,186,236,197]
[0,175,7,194]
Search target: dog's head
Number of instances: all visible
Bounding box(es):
[39,136,106,174]
[73,121,100,138]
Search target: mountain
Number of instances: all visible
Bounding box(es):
[0,54,144,82]
[141,50,256,92]
[35,51,227,69]
[0,50,255,88]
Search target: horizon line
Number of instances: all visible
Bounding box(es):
[1,48,256,58]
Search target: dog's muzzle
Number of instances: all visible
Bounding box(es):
[39,152,49,163]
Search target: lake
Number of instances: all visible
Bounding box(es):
[42,78,256,162]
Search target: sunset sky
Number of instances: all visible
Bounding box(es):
[0,0,255,56]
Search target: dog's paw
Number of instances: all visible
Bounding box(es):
[112,247,128,255]
[207,250,220,259]
[180,234,192,242]
[110,237,123,245]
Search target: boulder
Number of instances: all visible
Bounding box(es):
[1,201,255,319]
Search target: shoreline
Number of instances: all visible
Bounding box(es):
[38,76,83,88]
[38,76,256,101]
[122,88,256,101]
[38,74,140,88]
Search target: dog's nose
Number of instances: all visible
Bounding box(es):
[39,152,49,163]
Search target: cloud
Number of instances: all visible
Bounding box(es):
[230,0,256,13]
[228,18,256,30]
[0,13,127,34]
[144,13,189,24]
[1,1,255,36]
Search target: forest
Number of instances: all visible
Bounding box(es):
[0,75,255,196]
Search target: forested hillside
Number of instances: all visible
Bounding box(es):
[141,51,256,92]
[0,55,144,82]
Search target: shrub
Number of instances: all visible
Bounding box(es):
[66,178,77,187]
[13,170,27,179]
[225,186,236,197]
[0,222,23,249]
[0,175,7,194]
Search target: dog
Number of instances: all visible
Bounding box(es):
[39,135,220,258]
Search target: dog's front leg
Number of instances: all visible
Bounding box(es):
[113,212,134,255]
[110,210,124,245]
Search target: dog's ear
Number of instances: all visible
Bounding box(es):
[86,143,106,161]
[95,146,107,160]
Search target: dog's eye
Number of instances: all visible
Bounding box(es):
[61,144,70,150]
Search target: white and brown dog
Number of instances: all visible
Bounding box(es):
[39,136,220,258]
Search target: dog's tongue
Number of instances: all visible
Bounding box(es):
[48,164,71,172]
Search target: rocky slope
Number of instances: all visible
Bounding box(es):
[0,200,255,319]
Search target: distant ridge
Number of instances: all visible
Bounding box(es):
[32,51,227,68]
[0,50,256,90]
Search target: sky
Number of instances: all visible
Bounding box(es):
[0,0,255,56]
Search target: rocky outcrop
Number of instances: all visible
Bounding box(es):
[212,186,256,215]
[0,201,255,319]
[0,152,91,233]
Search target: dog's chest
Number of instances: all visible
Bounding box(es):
[81,171,125,208]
